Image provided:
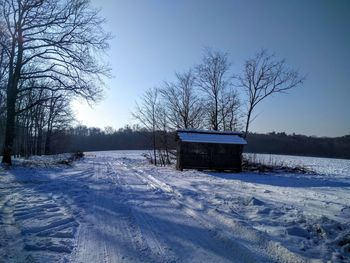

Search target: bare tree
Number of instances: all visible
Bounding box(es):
[237,50,304,138]
[0,0,111,164]
[155,103,171,165]
[160,70,203,129]
[196,49,233,130]
[44,93,73,155]
[219,89,241,131]
[14,84,49,156]
[104,126,115,135]
[133,87,159,165]
[0,22,8,116]
[5,84,73,157]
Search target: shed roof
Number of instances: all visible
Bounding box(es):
[177,129,247,145]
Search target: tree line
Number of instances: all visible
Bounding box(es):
[0,0,110,165]
[246,132,350,160]
[38,125,350,160]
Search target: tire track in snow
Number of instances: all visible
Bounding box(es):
[0,189,28,263]
[72,157,171,263]
[117,158,307,263]
[0,169,80,263]
[105,159,178,263]
[109,158,263,263]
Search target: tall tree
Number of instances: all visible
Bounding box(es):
[196,49,233,131]
[44,92,73,155]
[160,70,203,129]
[133,87,160,165]
[154,103,171,165]
[0,0,110,164]
[237,50,304,138]
[219,88,241,131]
[0,21,8,117]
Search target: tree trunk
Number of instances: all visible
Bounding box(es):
[2,24,24,165]
[153,128,157,166]
[36,127,43,156]
[244,108,252,139]
[214,98,218,130]
[2,85,17,165]
[44,128,52,155]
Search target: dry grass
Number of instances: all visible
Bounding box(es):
[242,154,315,174]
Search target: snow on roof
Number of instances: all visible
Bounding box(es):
[177,129,243,136]
[177,130,247,145]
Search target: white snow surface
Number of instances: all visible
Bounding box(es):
[0,151,349,263]
[178,132,247,145]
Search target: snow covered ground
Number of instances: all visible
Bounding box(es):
[0,151,349,263]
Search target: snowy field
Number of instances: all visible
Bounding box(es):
[0,151,349,263]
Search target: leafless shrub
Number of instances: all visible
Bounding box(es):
[242,154,314,174]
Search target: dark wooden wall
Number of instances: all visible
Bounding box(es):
[177,142,243,172]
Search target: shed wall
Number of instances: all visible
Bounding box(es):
[177,142,243,172]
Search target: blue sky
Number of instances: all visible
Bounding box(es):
[73,0,350,137]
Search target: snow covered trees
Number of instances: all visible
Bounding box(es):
[0,0,110,164]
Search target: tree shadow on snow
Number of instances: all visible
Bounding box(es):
[8,164,262,263]
[206,172,350,188]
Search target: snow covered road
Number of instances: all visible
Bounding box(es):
[69,155,287,263]
[1,151,349,262]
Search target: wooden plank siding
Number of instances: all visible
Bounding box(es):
[176,139,245,172]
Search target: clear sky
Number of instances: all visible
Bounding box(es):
[72,0,350,137]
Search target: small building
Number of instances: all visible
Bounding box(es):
[176,129,247,172]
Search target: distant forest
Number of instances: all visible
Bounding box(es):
[38,126,350,160]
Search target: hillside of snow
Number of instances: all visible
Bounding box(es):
[0,151,349,262]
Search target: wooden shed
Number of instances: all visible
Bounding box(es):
[176,129,247,172]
